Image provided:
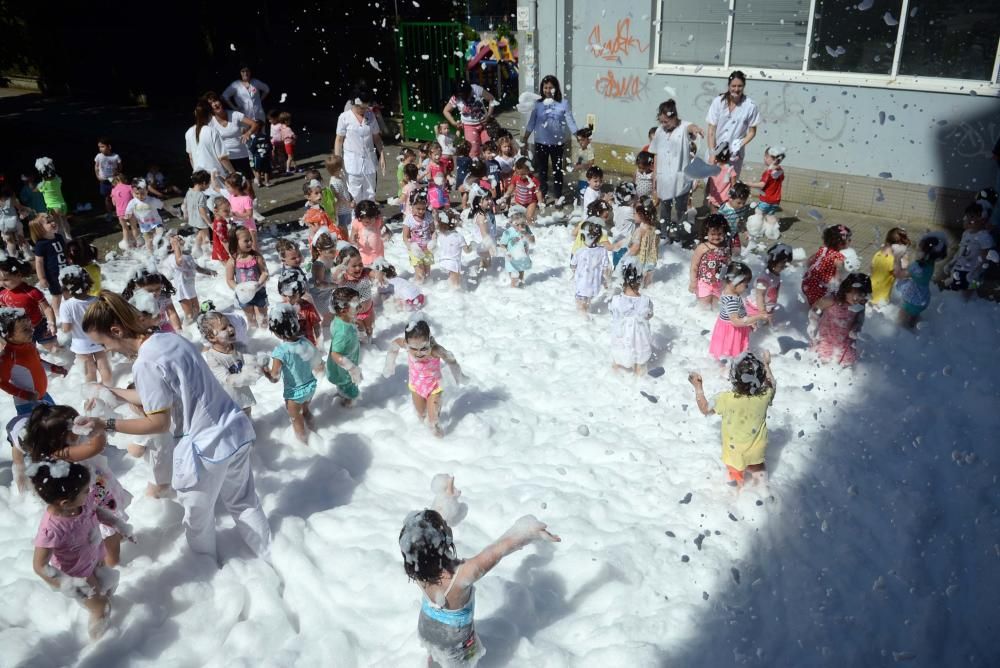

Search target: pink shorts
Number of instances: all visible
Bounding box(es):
[355,303,374,322]
[696,279,721,299]
[462,123,491,158]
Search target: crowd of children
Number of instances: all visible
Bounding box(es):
[2,89,996,663]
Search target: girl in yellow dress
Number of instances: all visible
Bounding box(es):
[870,227,909,306]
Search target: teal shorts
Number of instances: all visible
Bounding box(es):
[901,301,926,317]
[285,378,317,404]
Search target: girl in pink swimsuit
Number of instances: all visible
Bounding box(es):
[382,319,463,438]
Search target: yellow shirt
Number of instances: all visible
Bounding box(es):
[84,263,102,296]
[870,250,895,304]
[570,222,609,254]
[714,387,774,470]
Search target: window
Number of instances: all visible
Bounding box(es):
[653,0,1000,92]
[730,0,808,70]
[658,0,729,66]
[898,2,1000,81]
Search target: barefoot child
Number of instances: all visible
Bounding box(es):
[350,200,392,281]
[165,233,216,325]
[0,308,67,412]
[610,263,653,374]
[211,197,233,263]
[627,198,659,288]
[708,262,770,361]
[263,304,320,443]
[123,178,165,253]
[808,272,871,367]
[383,319,463,438]
[310,233,338,332]
[58,267,112,384]
[326,287,363,406]
[870,227,910,306]
[199,310,259,415]
[469,188,498,274]
[745,243,793,320]
[570,221,610,315]
[332,246,376,343]
[182,170,214,258]
[0,255,59,353]
[30,461,130,639]
[384,264,425,311]
[432,211,470,289]
[278,271,321,346]
[802,224,852,307]
[400,474,559,665]
[689,350,776,487]
[122,267,183,333]
[30,213,69,315]
[224,173,259,250]
[498,208,534,287]
[226,227,269,329]
[895,235,947,329]
[403,189,436,284]
[689,214,736,309]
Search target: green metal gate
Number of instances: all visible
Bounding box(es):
[397,22,467,142]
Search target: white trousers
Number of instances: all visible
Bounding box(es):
[176,444,271,558]
[347,170,377,203]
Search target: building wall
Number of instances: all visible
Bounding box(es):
[525,0,1000,223]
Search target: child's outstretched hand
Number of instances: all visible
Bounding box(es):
[688,372,703,387]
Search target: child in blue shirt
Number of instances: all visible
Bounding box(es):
[264,303,320,444]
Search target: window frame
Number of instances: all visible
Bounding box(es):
[652,0,1000,95]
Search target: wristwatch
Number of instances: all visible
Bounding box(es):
[105,418,117,434]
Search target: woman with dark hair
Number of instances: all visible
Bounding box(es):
[222,65,270,122]
[706,71,761,178]
[204,91,260,187]
[81,292,270,559]
[442,80,496,158]
[521,75,579,203]
[650,99,704,238]
[335,86,386,202]
[184,100,234,177]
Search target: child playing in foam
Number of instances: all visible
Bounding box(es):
[0,256,59,353]
[705,143,738,212]
[808,272,871,367]
[708,262,771,361]
[745,243,793,320]
[570,220,610,315]
[122,265,183,333]
[332,245,376,343]
[278,271,321,346]
[123,178,165,253]
[399,474,559,666]
[610,262,653,374]
[432,210,471,289]
[29,460,131,639]
[870,227,910,307]
[689,214,738,309]
[468,187,498,275]
[263,303,321,443]
[895,235,947,329]
[225,227,269,330]
[689,350,776,487]
[384,264,425,311]
[403,189,436,284]
[498,207,534,287]
[802,224,852,307]
[57,266,111,384]
[199,310,259,415]
[383,318,463,438]
[627,198,659,288]
[326,287,363,407]
[0,308,67,414]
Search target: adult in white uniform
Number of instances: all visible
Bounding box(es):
[205,91,260,187]
[706,70,760,178]
[649,99,703,235]
[82,293,270,560]
[184,101,234,178]
[334,87,385,202]
[222,66,270,121]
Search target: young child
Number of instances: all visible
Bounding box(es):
[641,126,656,152]
[165,233,215,324]
[0,308,67,412]
[124,178,165,253]
[382,319,463,438]
[469,188,498,275]
[747,145,786,231]
[399,164,419,217]
[57,267,111,384]
[332,246,376,343]
[30,214,69,314]
[745,244,793,319]
[350,200,391,278]
[384,264,425,311]
[30,461,128,639]
[211,196,233,263]
[403,189,436,284]
[870,227,910,306]
[304,168,337,221]
[326,287,363,407]
[582,165,604,213]
[19,172,47,215]
[708,262,771,361]
[0,256,58,352]
[109,174,137,250]
[689,351,776,487]
[705,144,738,212]
[35,158,71,240]
[433,126,454,174]
[263,304,319,443]
[225,227,269,329]
[499,208,534,287]
[122,267,183,333]
[573,127,595,201]
[808,273,871,366]
[634,151,655,200]
[689,215,735,309]
[199,310,259,415]
[802,224,853,307]
[504,158,543,223]
[268,109,284,164]
[945,202,995,299]
[427,144,450,211]
[718,182,751,246]
[94,138,122,218]
[0,184,33,258]
[249,130,273,188]
[303,180,347,248]
[278,111,297,174]
[432,211,470,289]
[571,221,611,315]
[399,474,559,666]
[182,170,213,258]
[224,173,259,251]
[397,148,418,198]
[278,271,321,346]
[326,155,354,231]
[895,234,948,329]
[144,163,183,199]
[610,262,653,374]
[612,181,639,247]
[627,199,659,288]
[461,160,494,208]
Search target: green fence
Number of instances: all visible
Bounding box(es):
[397,22,467,142]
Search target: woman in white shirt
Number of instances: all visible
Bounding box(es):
[205,91,260,187]
[650,99,703,240]
[185,101,235,178]
[334,87,386,202]
[706,70,761,178]
[222,66,270,121]
[82,292,270,560]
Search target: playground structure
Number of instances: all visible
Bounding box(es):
[466,33,519,109]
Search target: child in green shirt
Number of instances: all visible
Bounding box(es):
[326,286,363,406]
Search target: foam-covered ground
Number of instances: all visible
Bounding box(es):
[0,216,998,667]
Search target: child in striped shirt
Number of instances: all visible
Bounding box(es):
[504,158,543,223]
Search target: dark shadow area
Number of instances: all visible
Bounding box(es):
[524,265,565,286]
[448,387,511,427]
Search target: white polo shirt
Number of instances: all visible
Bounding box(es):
[706,95,760,155]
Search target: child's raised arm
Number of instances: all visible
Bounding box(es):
[456,516,560,590]
[762,350,776,398]
[688,372,714,415]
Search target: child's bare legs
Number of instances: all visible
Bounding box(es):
[286,400,308,443]
[576,296,590,314]
[449,271,462,288]
[82,355,97,384]
[3,232,16,257]
[179,297,198,324]
[242,307,258,329]
[642,271,653,288]
[410,390,443,437]
[478,251,491,273]
[144,231,155,253]
[103,534,122,567]
[302,400,315,430]
[81,588,110,640]
[525,202,537,224]
[746,463,766,485]
[413,262,428,284]
[49,294,62,317]
[195,229,209,254]
[117,218,133,248]
[249,228,259,252]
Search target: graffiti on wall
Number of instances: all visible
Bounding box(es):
[595,70,648,101]
[938,119,998,158]
[586,18,649,63]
